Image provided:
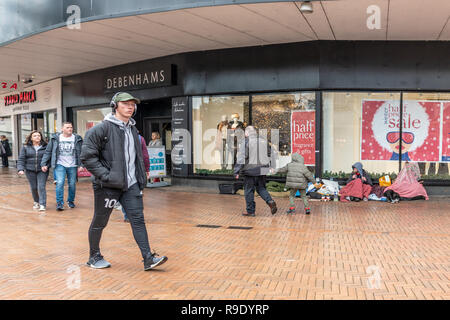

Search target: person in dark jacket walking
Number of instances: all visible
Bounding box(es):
[41,122,83,210]
[276,153,317,215]
[17,131,49,211]
[0,135,12,167]
[80,92,167,271]
[234,126,277,216]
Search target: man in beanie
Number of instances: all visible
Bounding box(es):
[80,92,167,271]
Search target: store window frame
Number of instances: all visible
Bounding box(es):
[191,90,320,180]
[321,89,450,186]
[191,94,251,177]
[70,104,110,137]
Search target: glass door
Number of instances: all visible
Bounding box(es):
[144,117,172,175]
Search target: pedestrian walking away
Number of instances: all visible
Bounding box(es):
[41,122,83,211]
[17,131,49,211]
[234,125,277,217]
[275,153,317,215]
[0,135,12,168]
[80,91,167,271]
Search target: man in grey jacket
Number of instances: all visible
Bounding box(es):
[234,126,277,216]
[41,122,83,211]
[80,92,167,271]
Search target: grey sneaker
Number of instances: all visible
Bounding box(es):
[33,202,39,210]
[143,252,168,271]
[86,254,111,269]
[39,205,46,212]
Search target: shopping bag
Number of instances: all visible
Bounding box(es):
[379,175,391,187]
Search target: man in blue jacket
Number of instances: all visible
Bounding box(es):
[41,122,83,211]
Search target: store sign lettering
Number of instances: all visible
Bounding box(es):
[291,110,316,166]
[4,89,36,106]
[104,64,176,92]
[2,82,18,90]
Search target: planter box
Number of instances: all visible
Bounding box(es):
[236,189,290,198]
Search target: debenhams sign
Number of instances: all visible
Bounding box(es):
[104,64,176,92]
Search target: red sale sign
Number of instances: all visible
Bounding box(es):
[361,100,441,162]
[291,110,315,165]
[442,102,450,162]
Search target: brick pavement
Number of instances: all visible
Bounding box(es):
[0,167,449,300]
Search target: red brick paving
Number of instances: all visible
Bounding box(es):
[0,167,449,300]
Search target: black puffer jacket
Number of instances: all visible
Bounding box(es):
[17,144,47,172]
[80,119,147,191]
[1,139,12,157]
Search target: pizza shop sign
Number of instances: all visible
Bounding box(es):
[4,89,37,106]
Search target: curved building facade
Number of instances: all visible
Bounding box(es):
[1,0,450,191]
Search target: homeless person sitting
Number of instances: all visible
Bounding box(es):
[339,162,373,202]
[383,162,428,204]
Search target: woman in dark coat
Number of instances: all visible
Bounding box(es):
[17,131,49,211]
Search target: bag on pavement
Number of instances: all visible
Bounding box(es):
[379,175,391,187]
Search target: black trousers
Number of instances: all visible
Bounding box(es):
[1,155,8,167]
[244,175,273,214]
[88,183,151,258]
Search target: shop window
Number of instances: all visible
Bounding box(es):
[76,107,111,138]
[192,96,249,175]
[19,113,32,145]
[252,93,316,176]
[323,92,403,180]
[42,111,57,142]
[400,93,450,180]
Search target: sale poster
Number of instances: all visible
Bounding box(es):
[291,110,315,165]
[361,100,441,162]
[442,102,450,162]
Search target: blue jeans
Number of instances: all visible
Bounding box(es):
[121,205,128,220]
[25,170,49,206]
[54,164,77,204]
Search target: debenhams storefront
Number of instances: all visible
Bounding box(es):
[63,41,450,194]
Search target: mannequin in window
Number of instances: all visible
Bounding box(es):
[227,113,245,168]
[215,115,229,170]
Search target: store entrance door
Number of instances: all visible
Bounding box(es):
[144,117,172,175]
[17,110,57,145]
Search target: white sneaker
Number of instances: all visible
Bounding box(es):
[33,202,39,210]
[39,205,46,211]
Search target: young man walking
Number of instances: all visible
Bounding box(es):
[234,126,277,216]
[41,122,83,210]
[80,92,167,271]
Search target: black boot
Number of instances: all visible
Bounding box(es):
[267,200,277,215]
[143,252,168,271]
